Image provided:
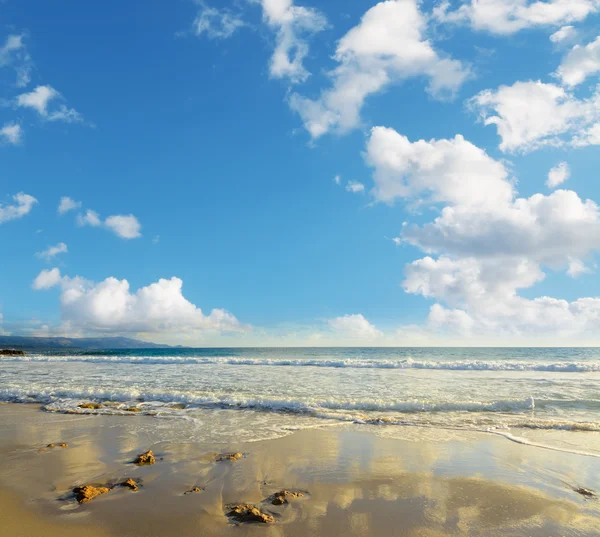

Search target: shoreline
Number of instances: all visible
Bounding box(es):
[0,403,599,536]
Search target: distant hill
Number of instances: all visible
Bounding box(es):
[0,336,170,350]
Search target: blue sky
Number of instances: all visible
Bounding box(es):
[2,0,600,345]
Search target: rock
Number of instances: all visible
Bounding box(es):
[120,478,139,491]
[59,443,68,448]
[216,452,243,462]
[73,485,110,503]
[270,490,304,505]
[575,487,596,498]
[184,486,203,495]
[40,442,68,452]
[0,349,25,356]
[134,450,156,465]
[47,443,55,448]
[226,504,274,524]
[124,407,139,412]
[78,402,103,409]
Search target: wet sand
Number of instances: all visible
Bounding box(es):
[0,403,599,536]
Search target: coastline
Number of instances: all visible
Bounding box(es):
[0,403,599,536]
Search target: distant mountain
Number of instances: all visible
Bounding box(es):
[0,336,170,350]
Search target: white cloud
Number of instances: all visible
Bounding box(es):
[105,214,142,239]
[58,196,82,214]
[36,242,68,261]
[365,126,513,207]
[334,174,341,185]
[469,80,600,152]
[32,268,62,290]
[556,35,600,87]
[32,271,244,335]
[401,190,600,266]
[289,0,470,138]
[328,314,382,339]
[77,209,102,227]
[78,209,142,239]
[0,122,22,144]
[258,0,327,83]
[193,6,245,39]
[550,25,577,43]
[16,85,83,123]
[433,0,598,35]
[546,161,570,188]
[404,256,600,338]
[567,257,593,277]
[0,192,37,223]
[0,33,32,87]
[345,180,364,193]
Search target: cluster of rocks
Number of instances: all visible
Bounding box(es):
[39,442,68,453]
[226,504,275,524]
[270,489,304,505]
[574,487,596,499]
[73,478,142,503]
[216,452,243,462]
[0,349,25,356]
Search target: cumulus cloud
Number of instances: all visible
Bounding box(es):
[105,215,142,239]
[58,196,82,214]
[404,256,600,338]
[77,209,141,239]
[32,268,62,290]
[402,190,600,267]
[556,35,600,87]
[0,33,32,87]
[547,161,570,188]
[433,0,598,35]
[363,125,600,340]
[469,80,600,152]
[550,25,578,43]
[567,257,593,277]
[365,126,513,207]
[193,5,245,39]
[345,180,364,193]
[16,85,83,123]
[334,174,341,185]
[0,122,22,144]
[289,0,470,138]
[0,192,37,223]
[258,0,327,83]
[36,242,68,261]
[328,314,382,339]
[32,270,245,335]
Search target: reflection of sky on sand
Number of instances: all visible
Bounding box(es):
[0,404,599,537]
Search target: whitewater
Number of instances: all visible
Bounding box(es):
[1,347,599,451]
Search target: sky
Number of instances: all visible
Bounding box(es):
[2,0,600,346]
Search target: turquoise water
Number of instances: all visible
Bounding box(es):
[1,347,599,448]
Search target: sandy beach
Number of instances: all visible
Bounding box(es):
[0,403,598,537]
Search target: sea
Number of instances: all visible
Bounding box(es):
[1,347,599,453]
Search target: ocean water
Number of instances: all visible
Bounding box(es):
[1,347,599,451]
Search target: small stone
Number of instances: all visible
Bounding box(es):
[134,450,156,465]
[226,504,274,524]
[78,402,103,409]
[73,485,110,503]
[59,443,68,448]
[216,452,243,462]
[47,443,55,448]
[120,478,139,491]
[124,407,140,412]
[184,486,203,495]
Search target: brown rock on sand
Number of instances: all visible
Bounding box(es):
[270,490,304,505]
[39,442,68,452]
[134,450,156,465]
[184,486,203,494]
[226,504,274,524]
[73,485,110,503]
[78,402,103,409]
[216,452,243,462]
[120,478,140,491]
